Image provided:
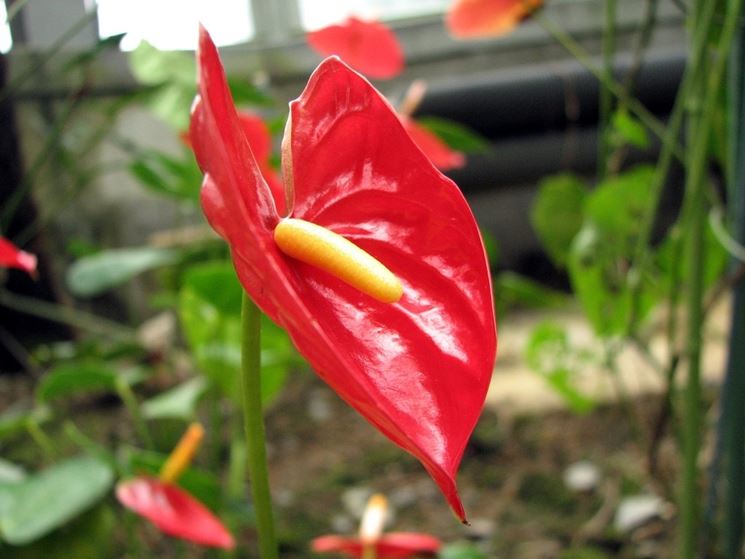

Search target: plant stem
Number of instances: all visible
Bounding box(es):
[722,7,745,557]
[116,380,153,450]
[535,12,683,160]
[240,293,278,559]
[598,0,617,179]
[679,3,744,556]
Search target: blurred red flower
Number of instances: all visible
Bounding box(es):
[312,494,441,558]
[307,17,404,79]
[447,0,544,38]
[190,27,496,521]
[0,236,37,276]
[401,116,465,171]
[116,424,234,549]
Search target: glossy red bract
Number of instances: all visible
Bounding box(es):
[312,532,441,558]
[447,0,544,38]
[0,236,37,276]
[190,27,497,521]
[116,477,234,549]
[307,17,404,79]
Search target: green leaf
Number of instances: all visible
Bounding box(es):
[416,116,489,153]
[531,174,588,267]
[228,77,275,107]
[128,41,196,129]
[0,406,51,441]
[4,505,115,559]
[179,261,299,405]
[439,542,488,559]
[568,165,660,336]
[66,247,181,297]
[0,456,113,545]
[129,149,202,202]
[36,362,143,402]
[494,271,569,312]
[142,377,208,420]
[524,322,596,414]
[611,109,650,149]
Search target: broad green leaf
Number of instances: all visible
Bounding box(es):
[142,377,208,420]
[66,247,180,297]
[416,116,489,153]
[531,174,588,267]
[0,459,25,484]
[5,505,115,559]
[129,149,202,202]
[0,405,51,441]
[495,271,569,312]
[611,110,649,149]
[128,41,196,129]
[0,456,113,545]
[524,322,596,414]
[228,77,275,107]
[179,261,300,404]
[36,362,143,402]
[480,228,500,267]
[568,166,661,336]
[439,543,488,559]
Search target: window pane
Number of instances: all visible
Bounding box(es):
[1,2,12,53]
[299,0,450,30]
[93,0,253,50]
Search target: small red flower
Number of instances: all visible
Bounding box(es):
[447,0,544,38]
[0,236,37,276]
[116,423,234,549]
[400,116,465,171]
[312,494,441,558]
[307,17,404,79]
[190,27,496,521]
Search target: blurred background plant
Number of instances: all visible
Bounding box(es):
[0,0,744,557]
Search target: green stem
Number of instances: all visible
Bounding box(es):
[679,3,744,557]
[598,0,617,179]
[0,288,135,342]
[116,380,153,450]
[240,293,278,559]
[535,12,683,161]
[25,419,55,460]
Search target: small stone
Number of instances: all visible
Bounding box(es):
[464,517,496,541]
[614,494,666,533]
[137,311,175,354]
[307,389,332,422]
[563,460,600,493]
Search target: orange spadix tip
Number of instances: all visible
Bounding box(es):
[159,422,205,484]
[274,218,403,304]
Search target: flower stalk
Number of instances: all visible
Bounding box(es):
[240,293,278,559]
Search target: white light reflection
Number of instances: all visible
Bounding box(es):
[1,2,12,54]
[93,0,253,51]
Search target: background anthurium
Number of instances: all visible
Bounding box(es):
[446,0,544,38]
[190,27,497,521]
[116,423,234,549]
[311,493,441,558]
[400,116,466,171]
[306,16,404,79]
[0,236,37,276]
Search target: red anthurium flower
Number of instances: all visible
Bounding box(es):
[116,423,235,549]
[307,16,404,79]
[447,0,544,38]
[190,27,496,521]
[400,116,465,171]
[312,494,441,558]
[0,236,37,276]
